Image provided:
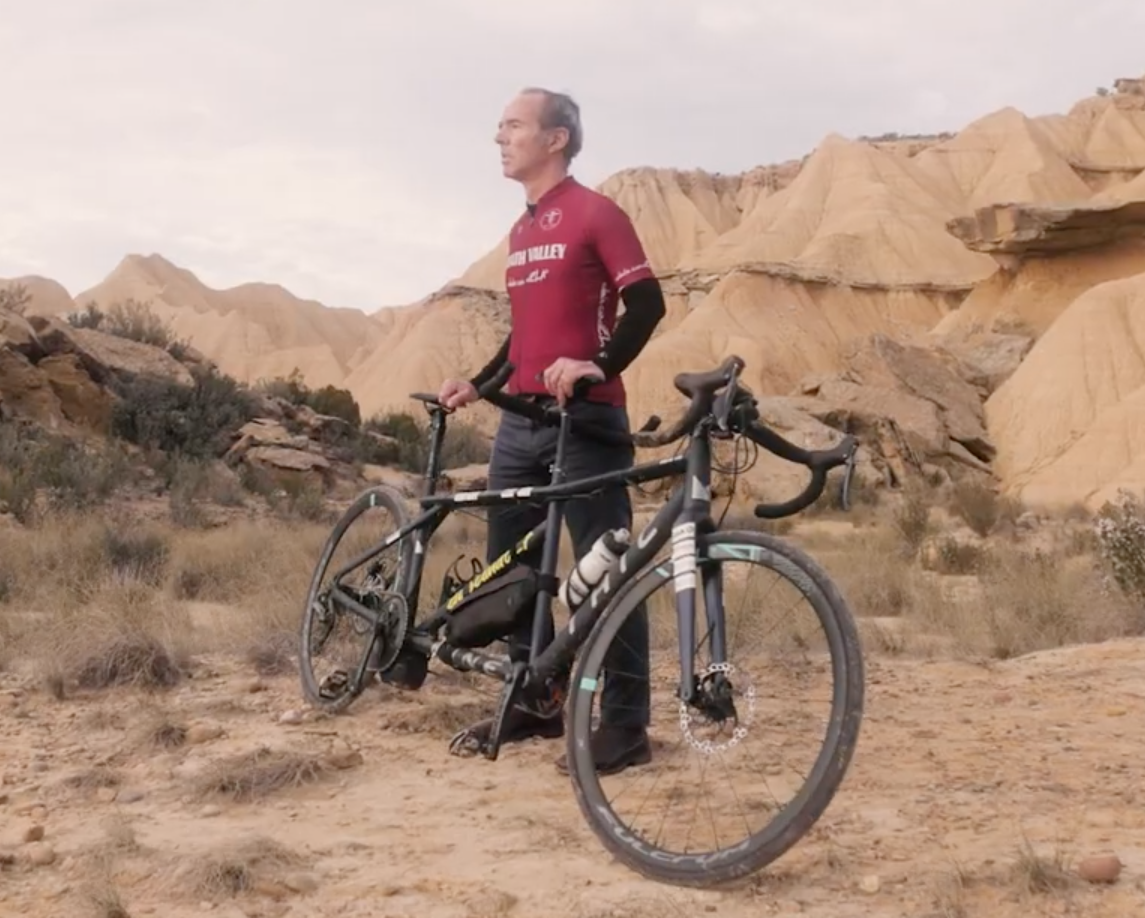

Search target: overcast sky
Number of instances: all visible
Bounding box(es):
[1,1,1141,313]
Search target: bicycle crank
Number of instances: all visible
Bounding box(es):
[448,661,528,761]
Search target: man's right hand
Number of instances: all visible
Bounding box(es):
[438,378,478,409]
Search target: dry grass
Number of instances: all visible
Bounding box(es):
[0,507,330,686]
[172,836,303,898]
[779,490,1143,661]
[192,746,336,802]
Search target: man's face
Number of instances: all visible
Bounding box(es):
[495,92,566,181]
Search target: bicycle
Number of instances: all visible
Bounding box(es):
[298,354,866,888]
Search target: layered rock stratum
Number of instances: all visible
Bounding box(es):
[4,74,1145,509]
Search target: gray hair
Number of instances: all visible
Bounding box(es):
[521,87,583,162]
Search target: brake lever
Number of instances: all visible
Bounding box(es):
[712,366,742,434]
[838,441,859,512]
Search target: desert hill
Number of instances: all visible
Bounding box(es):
[6,254,386,391]
[5,75,1145,510]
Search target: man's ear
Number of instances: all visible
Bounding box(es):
[547,127,569,155]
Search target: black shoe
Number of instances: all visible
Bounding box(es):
[555,725,651,776]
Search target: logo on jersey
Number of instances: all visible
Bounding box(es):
[507,243,566,268]
[539,208,562,230]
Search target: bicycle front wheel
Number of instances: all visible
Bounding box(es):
[566,529,865,887]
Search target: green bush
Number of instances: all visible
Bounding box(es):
[109,364,259,459]
[255,369,362,429]
[0,424,132,523]
[362,410,490,473]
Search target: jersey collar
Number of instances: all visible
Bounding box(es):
[526,175,578,217]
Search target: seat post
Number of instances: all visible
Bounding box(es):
[527,407,571,663]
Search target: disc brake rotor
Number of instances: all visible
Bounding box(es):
[679,662,757,755]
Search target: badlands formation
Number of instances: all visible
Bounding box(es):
[4,75,1145,918]
[5,76,1145,510]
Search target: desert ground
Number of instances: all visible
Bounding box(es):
[2,481,1145,918]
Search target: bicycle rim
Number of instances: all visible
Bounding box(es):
[566,529,865,887]
[298,484,413,713]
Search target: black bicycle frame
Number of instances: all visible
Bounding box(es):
[327,398,721,703]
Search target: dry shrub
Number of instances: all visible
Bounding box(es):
[173,836,302,898]
[948,478,1002,537]
[892,484,930,553]
[907,542,1140,659]
[825,529,909,618]
[193,746,334,802]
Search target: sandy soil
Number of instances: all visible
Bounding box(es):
[2,637,1145,918]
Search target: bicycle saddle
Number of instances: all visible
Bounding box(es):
[673,355,746,399]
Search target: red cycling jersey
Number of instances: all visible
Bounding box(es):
[503,176,655,407]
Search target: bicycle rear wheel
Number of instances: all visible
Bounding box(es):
[565,529,865,887]
[298,484,415,713]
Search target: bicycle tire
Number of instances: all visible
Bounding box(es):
[565,529,865,888]
[298,483,413,713]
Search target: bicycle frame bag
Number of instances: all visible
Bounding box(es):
[443,563,539,649]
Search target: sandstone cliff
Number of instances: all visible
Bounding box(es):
[7,74,1145,510]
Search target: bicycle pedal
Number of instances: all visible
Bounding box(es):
[447,726,485,758]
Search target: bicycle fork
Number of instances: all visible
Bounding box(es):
[673,433,728,707]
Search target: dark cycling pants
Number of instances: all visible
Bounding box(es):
[485,398,650,729]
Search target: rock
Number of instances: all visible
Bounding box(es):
[95,787,118,803]
[858,874,881,894]
[29,317,194,387]
[22,842,56,867]
[278,710,304,726]
[37,353,114,431]
[937,330,1035,394]
[283,873,318,894]
[225,419,313,459]
[439,463,489,492]
[22,825,44,843]
[0,307,41,358]
[1076,853,1122,884]
[321,749,364,771]
[947,198,1145,257]
[0,349,65,428]
[199,804,222,818]
[186,723,224,745]
[243,445,331,475]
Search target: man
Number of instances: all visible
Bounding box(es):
[436,87,666,775]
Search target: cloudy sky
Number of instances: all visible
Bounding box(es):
[1,1,1141,313]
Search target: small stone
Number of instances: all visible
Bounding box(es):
[859,875,881,894]
[95,787,118,804]
[322,750,364,771]
[22,825,44,843]
[23,843,56,867]
[279,710,304,725]
[1077,854,1122,884]
[200,804,222,818]
[244,679,266,694]
[118,789,145,804]
[0,794,8,805]
[186,724,224,744]
[284,873,318,894]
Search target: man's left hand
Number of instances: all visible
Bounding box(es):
[542,358,604,405]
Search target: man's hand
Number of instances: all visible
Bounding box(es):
[542,358,604,405]
[438,378,478,409]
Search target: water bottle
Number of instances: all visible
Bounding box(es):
[559,528,631,610]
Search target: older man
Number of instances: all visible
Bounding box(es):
[436,87,665,775]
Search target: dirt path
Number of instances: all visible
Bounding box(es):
[2,638,1145,918]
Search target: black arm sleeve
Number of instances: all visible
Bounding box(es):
[592,277,666,379]
[467,333,511,389]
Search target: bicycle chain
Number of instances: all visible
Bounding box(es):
[678,662,757,755]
